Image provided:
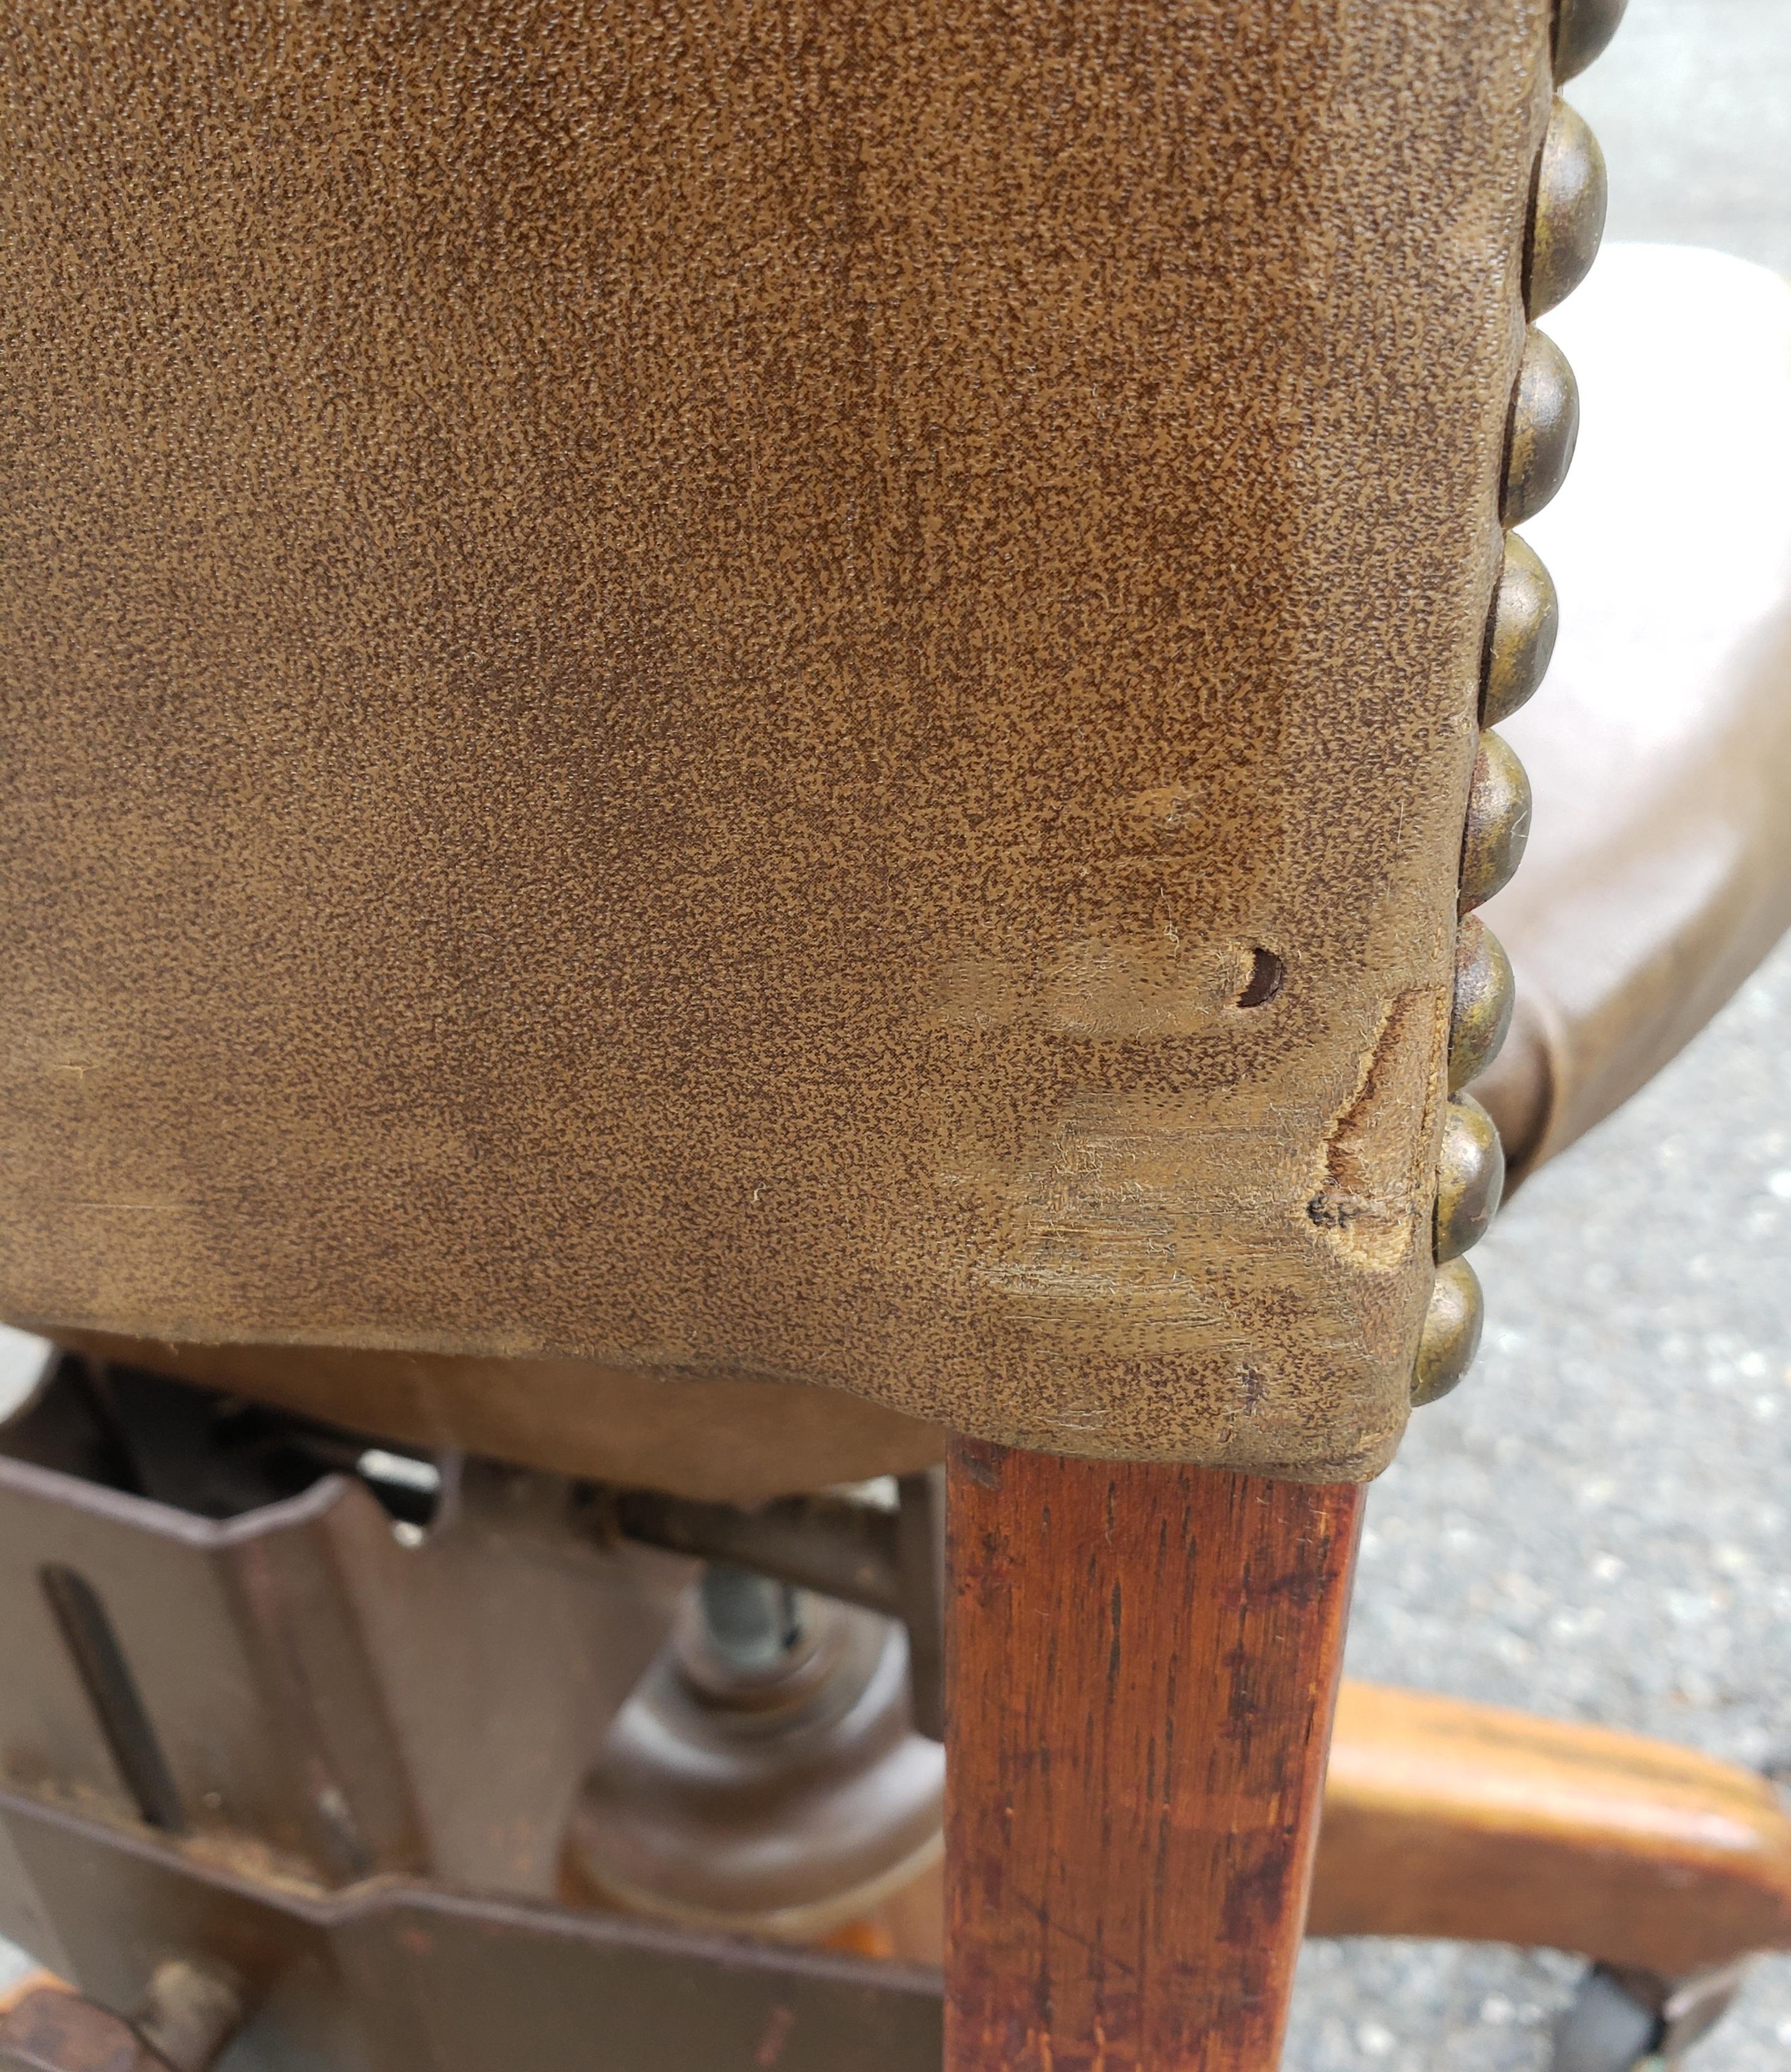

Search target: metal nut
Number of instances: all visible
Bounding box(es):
[1435,1094,1506,1261]
[1501,328,1579,526]
[1554,0,1629,82]
[1412,1258,1485,1407]
[1450,914,1515,1092]
[1483,530,1559,727]
[1527,98,1608,318]
[1460,731,1532,912]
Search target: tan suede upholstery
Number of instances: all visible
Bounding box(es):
[60,243,1791,1503]
[0,2,1550,1482]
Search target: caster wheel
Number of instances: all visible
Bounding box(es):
[1552,1966,1661,2072]
[1552,1960,1750,2072]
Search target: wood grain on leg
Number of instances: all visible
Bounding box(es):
[944,1439,1364,2072]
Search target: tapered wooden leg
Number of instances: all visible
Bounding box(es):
[944,1439,1364,2072]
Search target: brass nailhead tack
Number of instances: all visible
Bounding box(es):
[1449,915,1516,1093]
[1483,532,1559,728]
[1527,98,1608,318]
[1412,1258,1485,1407]
[1459,731,1532,912]
[1554,0,1629,82]
[1502,328,1579,526]
[1435,1094,1506,1261]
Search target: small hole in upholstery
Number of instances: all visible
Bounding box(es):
[1237,947,1285,1009]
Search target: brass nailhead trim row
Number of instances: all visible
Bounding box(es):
[1419,2,1626,1406]
[1412,1258,1485,1407]
[1448,915,1516,1093]
[1526,97,1609,319]
[1482,532,1559,728]
[1435,1095,1506,1262]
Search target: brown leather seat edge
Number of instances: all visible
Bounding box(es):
[1476,245,1791,1183]
[49,1329,949,1507]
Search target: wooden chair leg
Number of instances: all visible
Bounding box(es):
[944,1439,1364,2072]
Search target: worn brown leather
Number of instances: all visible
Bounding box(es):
[1476,245,1791,1178]
[54,255,1791,1504]
[0,2,1548,1482]
[90,242,1791,1506]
